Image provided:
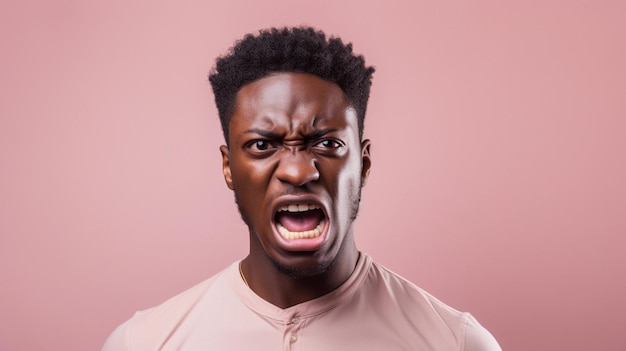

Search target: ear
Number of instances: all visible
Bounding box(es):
[219,145,234,190]
[360,139,372,186]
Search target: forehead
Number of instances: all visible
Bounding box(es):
[230,72,357,132]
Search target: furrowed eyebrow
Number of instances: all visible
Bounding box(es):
[243,128,339,139]
[243,129,281,139]
[308,128,338,139]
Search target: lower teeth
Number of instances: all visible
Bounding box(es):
[277,223,323,240]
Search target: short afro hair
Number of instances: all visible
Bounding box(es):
[208,26,375,144]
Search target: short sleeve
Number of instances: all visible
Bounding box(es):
[101,318,131,351]
[462,314,502,351]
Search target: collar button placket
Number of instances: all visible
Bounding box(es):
[283,313,302,350]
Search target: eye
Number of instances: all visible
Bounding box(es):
[252,140,271,150]
[246,139,278,155]
[314,139,342,149]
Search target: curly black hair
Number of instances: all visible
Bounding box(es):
[208,26,375,144]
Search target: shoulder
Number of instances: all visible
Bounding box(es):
[363,257,501,351]
[461,314,502,351]
[101,265,232,351]
[364,258,462,320]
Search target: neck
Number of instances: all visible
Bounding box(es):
[240,238,359,309]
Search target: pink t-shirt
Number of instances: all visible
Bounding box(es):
[103,254,501,350]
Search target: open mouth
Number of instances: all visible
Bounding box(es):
[274,203,326,240]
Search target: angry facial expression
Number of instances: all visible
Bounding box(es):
[220,72,371,276]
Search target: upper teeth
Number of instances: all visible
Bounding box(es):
[279,204,320,213]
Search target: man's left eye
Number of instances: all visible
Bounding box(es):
[315,139,341,148]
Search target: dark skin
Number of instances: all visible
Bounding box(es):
[220,72,372,308]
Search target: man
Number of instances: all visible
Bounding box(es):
[103,27,501,350]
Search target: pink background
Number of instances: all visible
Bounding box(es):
[1,1,625,350]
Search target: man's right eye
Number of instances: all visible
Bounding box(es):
[248,140,275,151]
[254,140,269,150]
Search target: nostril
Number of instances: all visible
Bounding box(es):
[275,156,319,186]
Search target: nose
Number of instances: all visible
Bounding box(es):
[274,149,320,186]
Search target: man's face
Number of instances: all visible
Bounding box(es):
[220,72,371,276]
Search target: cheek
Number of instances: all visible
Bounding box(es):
[327,161,363,202]
[230,162,258,193]
[231,155,259,181]
[230,159,273,202]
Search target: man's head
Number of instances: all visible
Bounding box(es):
[209,27,375,145]
[211,27,374,281]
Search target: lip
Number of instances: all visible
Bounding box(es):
[271,195,330,251]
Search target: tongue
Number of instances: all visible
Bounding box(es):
[276,210,324,232]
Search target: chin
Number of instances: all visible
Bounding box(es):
[268,252,335,279]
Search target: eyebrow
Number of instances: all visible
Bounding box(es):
[243,129,281,139]
[308,128,338,139]
[243,128,339,139]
